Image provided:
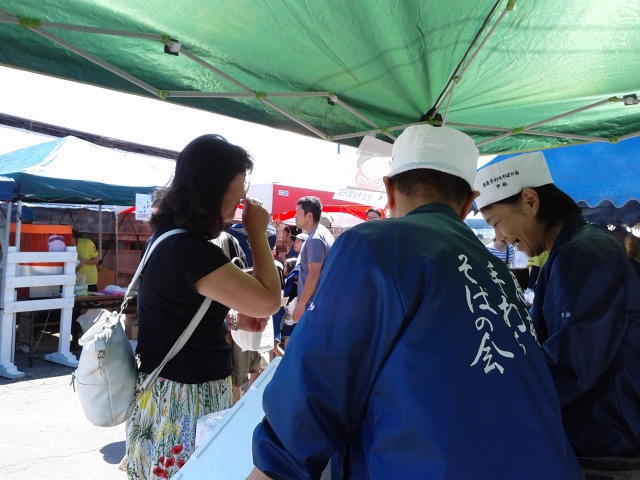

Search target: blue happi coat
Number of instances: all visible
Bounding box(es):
[532,219,640,458]
[253,203,580,479]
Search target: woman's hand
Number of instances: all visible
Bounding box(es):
[242,198,270,238]
[237,313,267,332]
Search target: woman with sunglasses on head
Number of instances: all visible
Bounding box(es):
[125,134,281,479]
[476,152,640,480]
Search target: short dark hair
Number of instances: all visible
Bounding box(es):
[388,168,471,206]
[486,183,581,232]
[151,134,253,239]
[297,196,322,223]
[366,208,383,217]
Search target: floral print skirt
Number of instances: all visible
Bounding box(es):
[125,372,232,479]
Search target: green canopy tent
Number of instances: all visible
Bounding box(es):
[0,1,639,154]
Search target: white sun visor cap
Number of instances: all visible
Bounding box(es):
[389,124,479,189]
[474,151,554,210]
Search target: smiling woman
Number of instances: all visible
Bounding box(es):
[481,184,580,257]
[475,151,640,478]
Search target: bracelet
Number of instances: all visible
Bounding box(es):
[226,310,239,331]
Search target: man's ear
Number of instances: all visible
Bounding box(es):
[458,190,480,219]
[383,176,396,216]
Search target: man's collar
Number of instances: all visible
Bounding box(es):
[405,202,459,218]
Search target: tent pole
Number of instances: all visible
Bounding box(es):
[441,79,459,127]
[0,11,164,41]
[476,97,620,147]
[181,49,255,92]
[447,122,511,132]
[332,97,396,141]
[433,4,511,116]
[98,204,103,261]
[429,0,502,115]
[261,98,328,139]
[522,98,616,131]
[474,131,515,147]
[0,201,10,310]
[168,91,330,99]
[521,131,608,143]
[330,120,512,142]
[456,7,511,81]
[24,27,159,96]
[3,201,11,248]
[620,131,640,141]
[181,50,328,140]
[115,213,119,286]
[15,201,22,252]
[331,122,423,141]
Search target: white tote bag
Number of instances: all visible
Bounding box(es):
[74,310,137,427]
[72,229,211,427]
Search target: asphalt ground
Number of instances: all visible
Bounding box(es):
[1,332,125,480]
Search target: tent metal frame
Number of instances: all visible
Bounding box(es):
[0,3,638,150]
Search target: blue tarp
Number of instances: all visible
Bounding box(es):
[0,176,15,201]
[488,138,640,225]
[0,136,174,205]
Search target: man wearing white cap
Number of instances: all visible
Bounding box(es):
[249,125,580,479]
[476,152,640,479]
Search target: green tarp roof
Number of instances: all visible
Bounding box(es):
[0,1,638,154]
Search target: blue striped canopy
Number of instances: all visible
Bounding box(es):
[487,137,640,225]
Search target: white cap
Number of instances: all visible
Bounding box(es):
[474,152,554,210]
[319,213,333,229]
[389,124,479,188]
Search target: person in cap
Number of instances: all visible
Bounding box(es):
[476,152,640,478]
[292,232,307,254]
[248,125,580,479]
[319,212,334,230]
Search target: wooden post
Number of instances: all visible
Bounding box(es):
[0,247,22,378]
[44,246,78,367]
[15,200,22,250]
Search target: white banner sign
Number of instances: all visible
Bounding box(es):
[333,188,387,208]
[135,193,153,221]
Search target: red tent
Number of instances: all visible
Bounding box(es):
[271,183,360,215]
[273,204,375,222]
[270,183,384,225]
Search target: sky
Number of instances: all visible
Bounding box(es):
[0,65,360,191]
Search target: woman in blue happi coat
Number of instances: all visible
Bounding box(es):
[476,152,640,479]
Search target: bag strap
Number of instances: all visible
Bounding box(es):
[136,297,212,395]
[120,228,186,312]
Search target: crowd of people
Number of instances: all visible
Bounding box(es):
[123,127,639,480]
